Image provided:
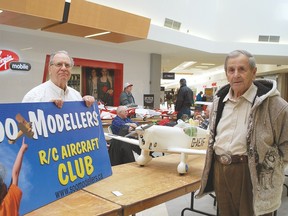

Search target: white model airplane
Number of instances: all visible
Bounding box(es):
[105,123,208,174]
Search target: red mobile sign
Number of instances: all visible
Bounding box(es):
[0,50,19,71]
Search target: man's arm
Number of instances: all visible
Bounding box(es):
[120,92,129,105]
[175,89,184,111]
[111,117,128,135]
[12,137,28,186]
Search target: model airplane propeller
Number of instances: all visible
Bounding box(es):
[105,123,208,174]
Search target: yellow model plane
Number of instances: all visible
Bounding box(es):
[8,113,34,144]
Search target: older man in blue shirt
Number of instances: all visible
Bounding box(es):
[111,106,138,135]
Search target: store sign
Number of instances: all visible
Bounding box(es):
[0,101,112,215]
[162,72,175,79]
[0,50,19,71]
[10,61,31,71]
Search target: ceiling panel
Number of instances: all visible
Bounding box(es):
[0,0,65,29]
[42,0,150,43]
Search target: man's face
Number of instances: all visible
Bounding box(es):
[126,86,132,93]
[49,53,72,88]
[225,54,257,98]
[119,108,128,119]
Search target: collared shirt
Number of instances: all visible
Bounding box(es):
[22,80,82,102]
[214,83,257,155]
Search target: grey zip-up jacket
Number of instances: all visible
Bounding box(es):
[196,79,288,216]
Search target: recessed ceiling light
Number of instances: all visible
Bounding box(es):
[20,47,33,51]
[85,31,111,38]
[181,61,196,68]
[195,65,209,68]
[201,63,215,66]
[0,10,3,13]
[171,61,196,71]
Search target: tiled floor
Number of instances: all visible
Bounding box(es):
[136,177,288,216]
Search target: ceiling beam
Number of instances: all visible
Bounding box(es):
[43,0,151,43]
[0,0,65,29]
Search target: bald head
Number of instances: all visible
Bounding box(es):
[117,106,128,119]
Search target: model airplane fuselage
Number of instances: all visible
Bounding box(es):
[105,124,208,174]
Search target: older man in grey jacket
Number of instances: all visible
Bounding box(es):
[196,50,288,216]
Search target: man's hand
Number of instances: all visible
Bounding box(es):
[130,123,137,129]
[51,99,64,108]
[83,95,95,107]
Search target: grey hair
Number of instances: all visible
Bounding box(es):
[49,50,74,67]
[117,106,127,114]
[224,50,256,72]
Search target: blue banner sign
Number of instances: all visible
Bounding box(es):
[0,101,112,215]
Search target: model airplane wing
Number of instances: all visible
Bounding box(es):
[167,147,206,155]
[104,133,139,145]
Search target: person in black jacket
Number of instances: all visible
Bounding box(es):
[175,78,194,120]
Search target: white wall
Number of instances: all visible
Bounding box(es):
[0,25,150,105]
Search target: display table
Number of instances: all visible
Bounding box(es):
[25,154,205,216]
[84,154,205,216]
[25,190,122,216]
[101,117,163,126]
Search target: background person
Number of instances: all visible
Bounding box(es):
[175,78,194,120]
[195,91,204,111]
[195,103,211,130]
[111,106,138,135]
[196,50,288,216]
[22,50,94,107]
[165,92,173,109]
[109,106,142,165]
[119,83,137,107]
[108,127,137,166]
[196,91,203,101]
[88,68,98,99]
[97,68,113,106]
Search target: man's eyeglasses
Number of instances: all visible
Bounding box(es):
[51,62,72,69]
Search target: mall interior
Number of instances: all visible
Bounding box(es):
[0,0,288,215]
